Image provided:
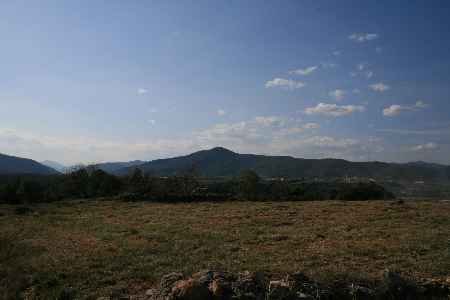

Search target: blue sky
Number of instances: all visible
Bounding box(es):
[1,0,450,165]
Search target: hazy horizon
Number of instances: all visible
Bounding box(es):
[2,1,450,165]
[8,146,450,168]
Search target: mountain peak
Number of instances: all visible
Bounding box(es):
[208,147,235,154]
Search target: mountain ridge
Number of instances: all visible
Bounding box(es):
[0,153,59,175]
[112,147,450,182]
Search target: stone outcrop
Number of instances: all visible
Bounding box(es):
[100,270,450,300]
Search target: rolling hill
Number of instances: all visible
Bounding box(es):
[0,153,59,175]
[113,147,450,182]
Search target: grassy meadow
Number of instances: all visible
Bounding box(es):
[1,199,449,298]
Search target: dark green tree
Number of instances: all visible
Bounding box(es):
[239,169,260,200]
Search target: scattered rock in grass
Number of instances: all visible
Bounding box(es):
[102,270,450,300]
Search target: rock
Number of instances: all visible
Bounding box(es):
[190,270,234,299]
[145,289,158,297]
[267,280,293,300]
[131,270,450,300]
[296,292,314,299]
[160,272,184,297]
[144,288,159,300]
[348,283,375,300]
[209,277,233,300]
[232,271,266,300]
[168,278,211,300]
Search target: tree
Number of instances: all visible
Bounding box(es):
[239,170,260,200]
[178,163,200,196]
[128,168,144,194]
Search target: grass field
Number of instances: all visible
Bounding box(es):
[1,199,449,299]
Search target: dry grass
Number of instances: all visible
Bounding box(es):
[1,199,449,298]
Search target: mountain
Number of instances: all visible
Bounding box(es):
[0,153,59,175]
[41,160,67,173]
[92,160,145,174]
[405,161,447,169]
[115,147,450,182]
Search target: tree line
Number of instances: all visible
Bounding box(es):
[0,167,394,205]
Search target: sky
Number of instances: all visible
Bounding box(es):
[1,0,450,165]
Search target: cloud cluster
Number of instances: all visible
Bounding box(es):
[410,142,438,151]
[349,33,379,42]
[369,82,390,92]
[265,78,306,90]
[0,112,371,164]
[383,101,428,117]
[305,103,366,117]
[289,66,318,76]
[329,89,346,101]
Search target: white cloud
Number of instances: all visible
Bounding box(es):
[0,120,374,164]
[415,100,428,108]
[383,101,428,117]
[302,136,359,148]
[217,109,226,116]
[254,116,286,127]
[148,119,156,125]
[332,51,341,56]
[275,122,320,136]
[329,89,346,101]
[357,63,366,71]
[366,71,374,79]
[369,82,390,92]
[265,78,306,90]
[352,89,361,94]
[194,118,364,159]
[137,88,148,95]
[305,103,366,117]
[289,66,318,76]
[302,122,320,129]
[0,128,197,165]
[411,142,438,151]
[383,105,407,117]
[321,62,337,68]
[349,33,379,42]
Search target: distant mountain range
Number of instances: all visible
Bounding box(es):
[0,153,58,175]
[2,148,450,182]
[112,147,450,182]
[92,161,144,174]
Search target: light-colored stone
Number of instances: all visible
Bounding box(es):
[169,278,211,300]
